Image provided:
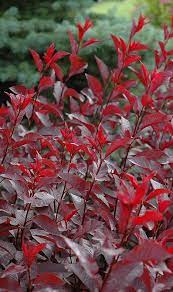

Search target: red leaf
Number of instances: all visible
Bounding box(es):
[111,35,127,57]
[136,149,164,160]
[82,38,99,48]
[117,86,136,104]
[141,94,153,107]
[64,88,80,99]
[0,221,18,236]
[131,15,149,36]
[39,168,55,177]
[0,107,9,117]
[69,54,87,78]
[133,188,146,207]
[124,240,171,263]
[59,173,90,195]
[140,112,167,130]
[64,209,78,222]
[46,51,69,69]
[146,189,171,201]
[157,273,173,291]
[132,210,163,225]
[124,55,141,67]
[133,172,155,205]
[86,74,103,104]
[158,228,173,242]
[105,137,131,158]
[124,173,138,188]
[158,200,171,213]
[68,30,78,54]
[22,241,46,267]
[149,72,167,94]
[95,55,109,84]
[102,103,122,116]
[159,41,167,61]
[129,41,148,52]
[34,272,64,287]
[50,63,64,81]
[21,96,32,110]
[44,43,55,63]
[102,262,143,291]
[136,63,150,87]
[0,278,22,292]
[97,126,107,146]
[30,49,43,72]
[77,18,93,42]
[111,34,121,52]
[38,76,54,93]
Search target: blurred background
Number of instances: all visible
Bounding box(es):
[0,0,173,93]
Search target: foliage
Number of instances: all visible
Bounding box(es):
[142,0,173,26]
[0,16,173,291]
[0,0,93,87]
[0,4,165,90]
[0,0,93,20]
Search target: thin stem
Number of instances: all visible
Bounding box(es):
[55,155,72,221]
[55,183,66,221]
[27,267,32,292]
[20,203,32,247]
[119,206,133,246]
[124,203,143,245]
[120,107,145,173]
[1,107,21,164]
[113,197,118,218]
[31,71,44,118]
[81,158,103,225]
[100,254,120,292]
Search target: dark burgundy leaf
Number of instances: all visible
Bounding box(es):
[105,137,131,158]
[59,173,90,195]
[95,55,109,84]
[102,262,143,291]
[69,263,101,291]
[0,278,22,292]
[124,240,171,263]
[33,215,59,235]
[140,112,167,130]
[64,237,99,276]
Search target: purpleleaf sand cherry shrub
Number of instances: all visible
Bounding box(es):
[0,15,173,291]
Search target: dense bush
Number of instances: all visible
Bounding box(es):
[0,16,173,291]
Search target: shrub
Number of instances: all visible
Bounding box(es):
[0,16,173,291]
[0,3,166,89]
[0,0,94,87]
